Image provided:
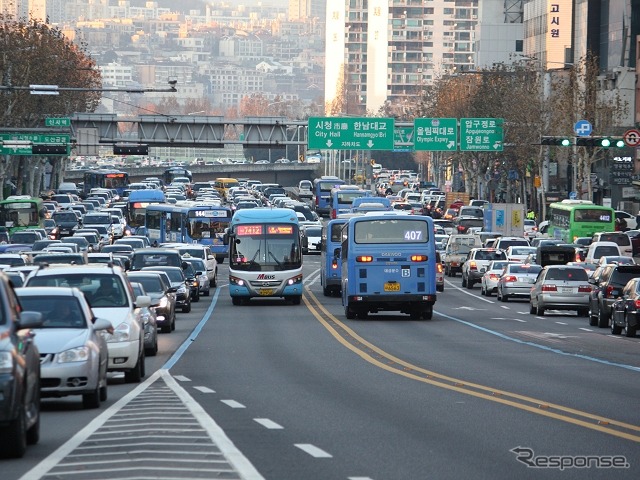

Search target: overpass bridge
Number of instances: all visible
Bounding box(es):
[62,162,322,187]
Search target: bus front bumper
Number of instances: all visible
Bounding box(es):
[229,282,303,298]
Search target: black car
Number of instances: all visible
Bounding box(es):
[610,277,640,337]
[588,264,640,328]
[52,211,81,238]
[140,266,191,313]
[127,271,177,333]
[0,271,43,458]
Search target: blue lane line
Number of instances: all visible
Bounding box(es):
[163,287,222,371]
[435,310,640,373]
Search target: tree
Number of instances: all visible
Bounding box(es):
[0,15,102,198]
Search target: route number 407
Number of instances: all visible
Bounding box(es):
[404,230,423,241]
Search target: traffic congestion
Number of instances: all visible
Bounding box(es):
[0,166,639,479]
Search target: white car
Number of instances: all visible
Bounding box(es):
[523,219,539,239]
[480,260,512,296]
[615,210,637,230]
[303,225,322,254]
[24,265,151,383]
[504,246,537,262]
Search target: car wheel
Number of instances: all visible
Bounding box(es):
[99,383,108,402]
[182,301,191,313]
[461,275,467,288]
[611,318,622,335]
[466,278,474,290]
[501,293,508,302]
[171,311,176,331]
[204,287,210,297]
[625,314,637,337]
[529,303,536,314]
[146,339,158,357]
[192,292,200,302]
[588,307,598,326]
[536,303,545,316]
[26,401,40,446]
[597,308,609,328]
[212,271,218,288]
[124,348,144,383]
[83,385,101,409]
[1,404,27,458]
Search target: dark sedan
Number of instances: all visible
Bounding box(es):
[610,277,640,337]
[127,271,177,333]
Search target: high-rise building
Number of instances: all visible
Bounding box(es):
[324,0,479,115]
[0,0,28,19]
[523,0,574,69]
[474,0,524,68]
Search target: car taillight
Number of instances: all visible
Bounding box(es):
[503,275,517,283]
[457,225,465,232]
[356,255,373,262]
[634,299,640,309]
[331,259,339,269]
[542,284,557,292]
[436,263,443,273]
[489,273,500,280]
[469,260,477,270]
[578,285,591,293]
[411,255,427,262]
[331,209,336,219]
[605,285,615,298]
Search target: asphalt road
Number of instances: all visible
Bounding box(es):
[5,256,640,479]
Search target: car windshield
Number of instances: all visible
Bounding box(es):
[129,276,163,294]
[149,268,183,282]
[17,296,86,328]
[305,227,322,237]
[475,250,506,261]
[26,274,127,307]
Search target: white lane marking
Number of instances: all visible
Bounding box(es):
[579,328,594,332]
[193,386,215,393]
[492,317,527,323]
[517,311,529,315]
[501,305,510,309]
[349,477,375,480]
[444,278,495,303]
[303,268,321,284]
[253,418,284,430]
[221,399,246,409]
[294,444,333,458]
[555,322,568,325]
[173,375,191,382]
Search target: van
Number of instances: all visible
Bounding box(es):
[130,248,186,271]
[213,178,240,201]
[585,241,621,263]
[494,237,530,251]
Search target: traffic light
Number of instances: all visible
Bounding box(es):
[541,136,571,146]
[575,137,625,148]
[32,144,67,155]
[113,144,149,155]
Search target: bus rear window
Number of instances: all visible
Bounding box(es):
[354,219,429,244]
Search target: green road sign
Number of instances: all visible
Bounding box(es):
[0,133,70,155]
[45,117,71,127]
[460,118,503,151]
[394,126,413,152]
[414,118,457,151]
[308,117,395,150]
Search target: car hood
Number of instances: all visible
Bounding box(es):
[32,328,90,353]
[92,307,134,328]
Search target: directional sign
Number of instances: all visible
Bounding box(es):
[623,128,640,147]
[45,117,71,127]
[0,133,70,155]
[574,120,592,137]
[414,118,457,151]
[308,117,395,150]
[460,118,503,152]
[393,126,413,152]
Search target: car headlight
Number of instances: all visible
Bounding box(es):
[177,286,187,294]
[198,274,208,283]
[57,346,90,363]
[104,322,131,343]
[0,351,14,374]
[159,297,169,308]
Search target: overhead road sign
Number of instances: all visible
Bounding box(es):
[308,117,395,150]
[45,117,71,127]
[0,133,70,155]
[574,120,593,137]
[394,126,414,152]
[623,128,640,147]
[460,118,503,152]
[414,118,457,151]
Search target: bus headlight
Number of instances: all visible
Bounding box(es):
[230,276,245,286]
[287,274,303,285]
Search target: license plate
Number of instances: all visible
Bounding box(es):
[384,282,400,292]
[258,289,274,296]
[561,287,573,293]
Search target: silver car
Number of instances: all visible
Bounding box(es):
[15,287,112,409]
[497,263,542,301]
[480,260,512,296]
[529,265,591,316]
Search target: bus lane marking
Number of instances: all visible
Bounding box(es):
[302,288,640,443]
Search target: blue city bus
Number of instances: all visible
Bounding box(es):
[313,176,345,217]
[320,217,352,296]
[341,213,437,320]
[145,203,231,261]
[128,189,166,230]
[330,185,370,218]
[225,208,303,305]
[83,169,129,197]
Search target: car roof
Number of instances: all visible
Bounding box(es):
[15,286,82,298]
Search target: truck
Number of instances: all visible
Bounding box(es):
[483,203,525,237]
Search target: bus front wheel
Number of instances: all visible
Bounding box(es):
[287,296,301,305]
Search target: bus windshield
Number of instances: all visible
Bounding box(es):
[354,219,430,244]
[231,224,302,271]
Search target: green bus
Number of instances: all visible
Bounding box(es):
[0,196,46,235]
[548,200,615,243]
